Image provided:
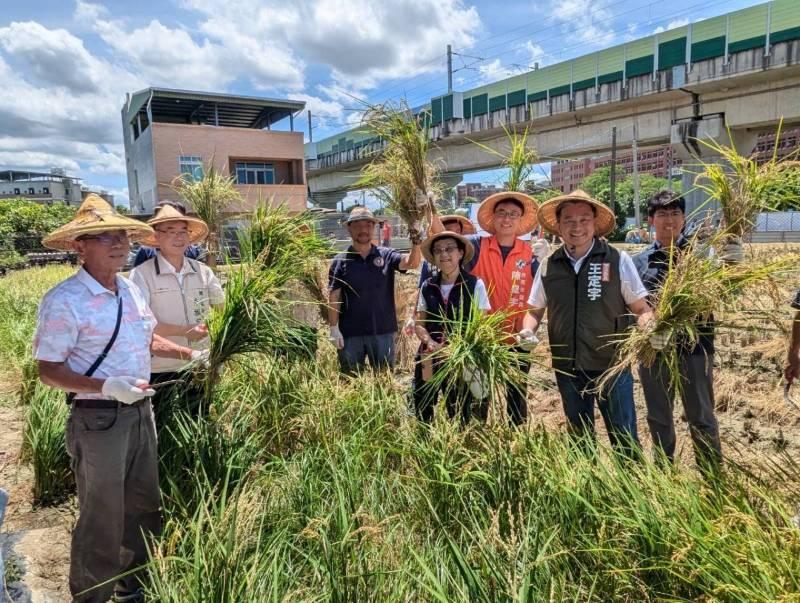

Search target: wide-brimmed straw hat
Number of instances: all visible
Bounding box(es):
[42,194,153,251]
[344,206,379,224]
[439,214,477,235]
[476,191,538,235]
[421,231,475,265]
[139,203,209,247]
[537,189,616,237]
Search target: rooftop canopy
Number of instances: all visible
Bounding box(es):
[0,169,80,182]
[124,87,306,130]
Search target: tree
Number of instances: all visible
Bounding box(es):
[0,199,76,252]
[580,167,679,231]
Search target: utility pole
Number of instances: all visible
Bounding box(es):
[610,126,617,216]
[447,44,453,93]
[632,122,640,227]
[307,110,313,143]
[667,147,674,191]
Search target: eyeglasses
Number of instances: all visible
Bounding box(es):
[432,245,459,255]
[78,233,129,246]
[155,228,190,237]
[494,210,522,220]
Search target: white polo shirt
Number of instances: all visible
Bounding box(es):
[33,268,156,399]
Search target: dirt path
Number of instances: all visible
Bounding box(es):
[1,397,72,603]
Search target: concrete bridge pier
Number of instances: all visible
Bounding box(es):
[309,189,347,210]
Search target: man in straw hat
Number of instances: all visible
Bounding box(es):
[520,190,653,457]
[412,231,491,422]
[328,206,422,373]
[131,200,204,268]
[33,194,203,603]
[130,203,223,417]
[436,192,547,425]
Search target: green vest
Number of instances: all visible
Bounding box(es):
[542,239,632,372]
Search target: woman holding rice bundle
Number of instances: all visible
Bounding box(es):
[412,232,491,423]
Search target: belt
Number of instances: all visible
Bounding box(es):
[70,399,146,409]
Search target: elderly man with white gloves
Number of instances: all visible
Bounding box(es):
[34,195,199,603]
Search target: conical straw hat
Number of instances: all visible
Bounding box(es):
[476,191,538,235]
[42,194,153,251]
[537,189,616,237]
[139,204,209,247]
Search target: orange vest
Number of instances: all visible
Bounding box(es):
[470,236,534,334]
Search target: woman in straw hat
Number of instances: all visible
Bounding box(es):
[33,194,201,603]
[130,203,223,417]
[433,192,543,426]
[412,231,491,423]
[520,189,654,458]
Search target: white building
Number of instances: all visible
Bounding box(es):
[0,168,83,206]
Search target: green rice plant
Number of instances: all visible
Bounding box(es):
[171,161,243,267]
[21,382,72,505]
[204,265,317,383]
[469,125,539,192]
[357,102,441,241]
[694,122,800,237]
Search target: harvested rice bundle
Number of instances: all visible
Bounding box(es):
[426,304,541,424]
[599,234,794,394]
[357,102,442,243]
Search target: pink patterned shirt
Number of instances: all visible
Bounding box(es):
[33,268,156,399]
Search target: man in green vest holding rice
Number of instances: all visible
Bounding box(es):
[520,190,653,457]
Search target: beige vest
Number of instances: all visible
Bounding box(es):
[130,255,224,373]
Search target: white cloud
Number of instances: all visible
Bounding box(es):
[548,0,615,47]
[184,0,480,91]
[653,18,690,35]
[474,59,516,86]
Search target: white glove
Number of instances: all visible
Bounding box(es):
[329,325,344,350]
[462,364,489,400]
[190,349,211,367]
[515,328,540,351]
[532,238,550,263]
[649,328,672,351]
[403,317,416,337]
[101,376,155,404]
[720,237,743,264]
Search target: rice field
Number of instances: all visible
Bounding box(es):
[2,244,800,601]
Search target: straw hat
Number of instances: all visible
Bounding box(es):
[476,191,538,235]
[440,214,477,235]
[344,206,379,224]
[537,189,616,237]
[139,203,209,247]
[42,194,153,251]
[421,231,475,265]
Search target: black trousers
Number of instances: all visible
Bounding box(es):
[411,355,476,424]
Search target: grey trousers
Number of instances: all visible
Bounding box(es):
[337,333,396,374]
[638,354,722,471]
[66,401,161,603]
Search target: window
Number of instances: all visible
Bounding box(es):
[13,188,19,195]
[43,187,49,194]
[235,162,274,185]
[28,187,35,194]
[179,155,204,181]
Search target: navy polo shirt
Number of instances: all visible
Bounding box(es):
[328,245,405,337]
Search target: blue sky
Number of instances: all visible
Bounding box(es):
[0,0,767,205]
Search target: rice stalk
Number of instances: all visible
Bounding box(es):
[694,122,800,238]
[356,101,442,240]
[469,125,539,192]
[171,161,243,267]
